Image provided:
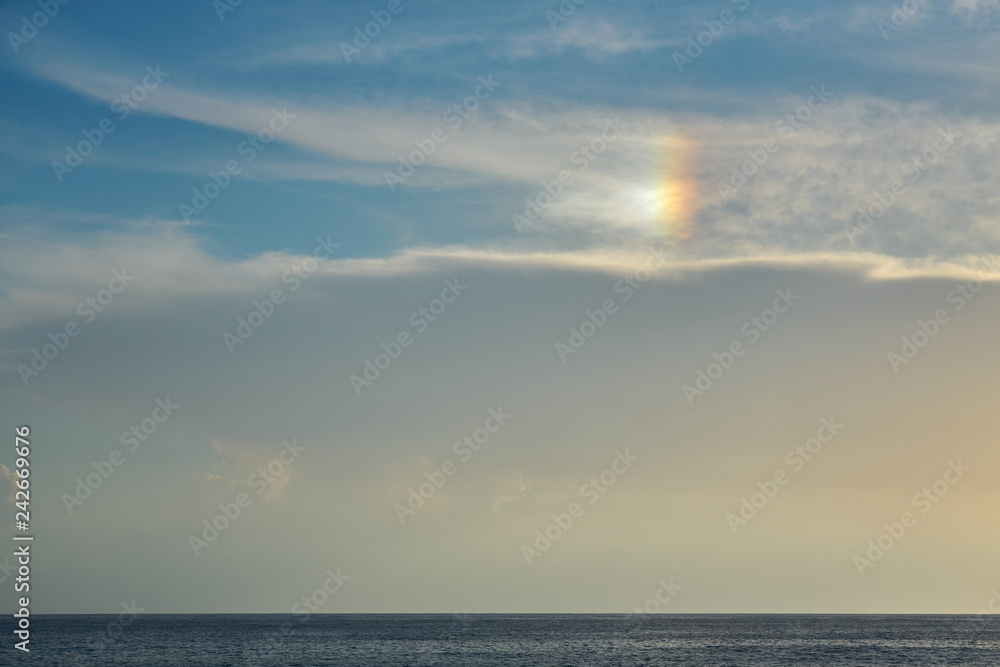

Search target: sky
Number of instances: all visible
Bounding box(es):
[0,0,999,615]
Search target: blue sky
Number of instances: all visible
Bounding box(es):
[3,0,999,261]
[2,0,1000,615]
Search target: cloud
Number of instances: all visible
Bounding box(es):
[178,473,227,517]
[503,19,680,59]
[2,220,1000,339]
[952,0,1000,17]
[768,14,825,33]
[0,465,17,504]
[179,440,295,516]
[5,221,1000,613]
[491,471,529,513]
[254,14,678,67]
[16,48,1000,262]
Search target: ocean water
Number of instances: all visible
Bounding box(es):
[4,614,998,665]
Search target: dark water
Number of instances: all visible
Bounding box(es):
[3,614,999,665]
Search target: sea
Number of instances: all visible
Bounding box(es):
[3,614,998,665]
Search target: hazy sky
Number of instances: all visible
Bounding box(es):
[1,0,999,614]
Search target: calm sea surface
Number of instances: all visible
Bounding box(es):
[3,614,998,665]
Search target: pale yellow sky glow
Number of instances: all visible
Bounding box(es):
[3,231,998,613]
